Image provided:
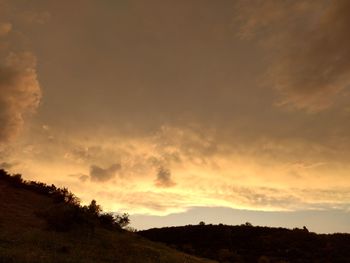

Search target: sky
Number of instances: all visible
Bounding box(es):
[1,0,350,233]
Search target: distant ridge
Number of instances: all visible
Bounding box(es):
[139,222,350,262]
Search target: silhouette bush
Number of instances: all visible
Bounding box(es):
[39,203,89,232]
[0,170,22,187]
[114,213,130,228]
[87,200,102,215]
[99,213,120,229]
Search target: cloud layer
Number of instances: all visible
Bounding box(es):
[0,5,42,144]
[0,22,11,37]
[237,0,350,111]
[1,1,350,233]
[0,52,41,143]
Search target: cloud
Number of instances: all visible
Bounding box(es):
[21,10,51,25]
[0,5,43,145]
[236,0,350,112]
[89,163,121,182]
[3,0,350,221]
[79,174,89,182]
[0,161,15,169]
[109,190,187,215]
[0,22,11,37]
[0,52,41,143]
[154,166,176,188]
[68,173,89,182]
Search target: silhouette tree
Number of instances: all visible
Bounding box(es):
[115,213,130,228]
[88,200,102,215]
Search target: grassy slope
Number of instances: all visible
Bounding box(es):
[0,180,215,263]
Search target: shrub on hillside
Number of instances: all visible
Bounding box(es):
[99,213,120,229]
[0,169,23,187]
[87,200,102,215]
[114,213,130,228]
[38,203,93,232]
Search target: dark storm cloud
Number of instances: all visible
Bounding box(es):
[32,0,350,154]
[273,0,350,111]
[4,0,350,168]
[237,0,350,112]
[90,163,121,182]
[154,166,176,188]
[32,0,261,132]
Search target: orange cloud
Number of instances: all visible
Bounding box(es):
[0,52,41,143]
[0,22,11,37]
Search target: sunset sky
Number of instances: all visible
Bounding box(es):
[1,0,350,233]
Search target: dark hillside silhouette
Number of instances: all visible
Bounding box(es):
[0,169,127,231]
[139,223,350,262]
[0,169,213,263]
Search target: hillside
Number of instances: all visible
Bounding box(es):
[0,170,214,263]
[139,224,350,263]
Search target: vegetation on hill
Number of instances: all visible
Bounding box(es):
[0,169,129,232]
[0,169,214,263]
[139,223,350,263]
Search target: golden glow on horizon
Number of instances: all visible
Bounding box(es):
[6,125,350,216]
